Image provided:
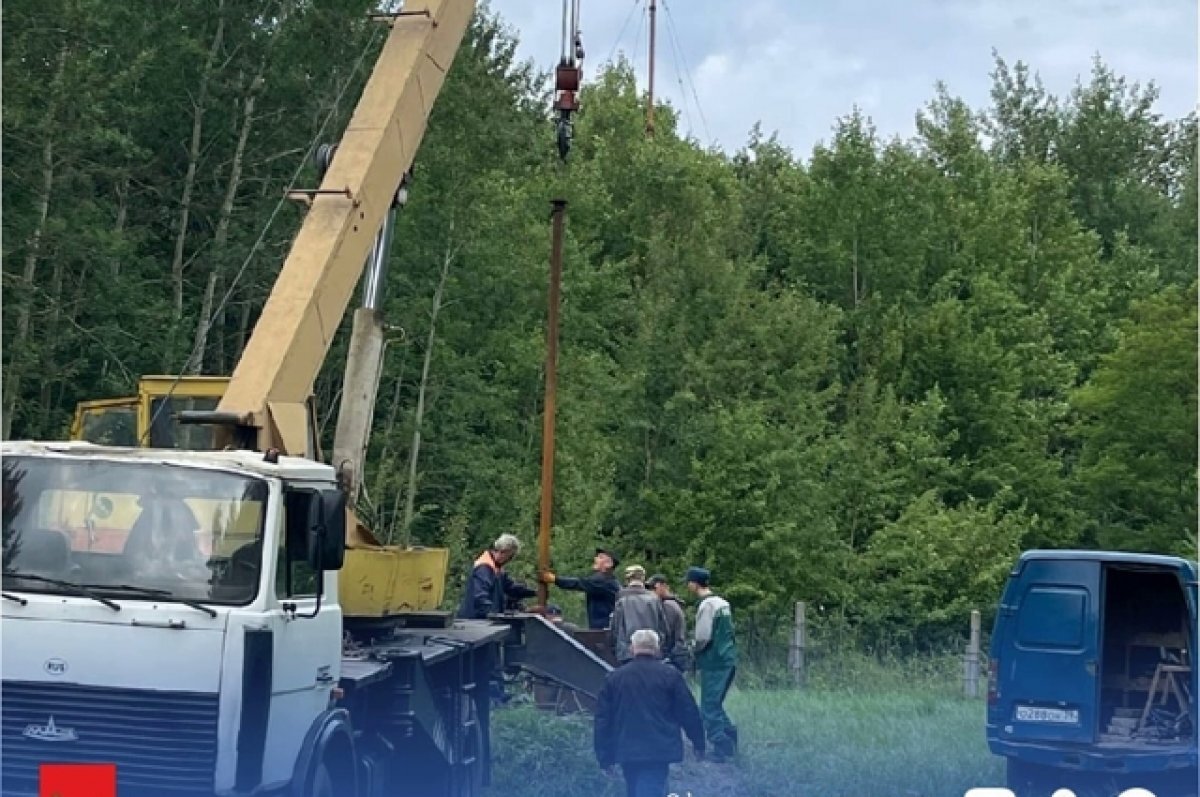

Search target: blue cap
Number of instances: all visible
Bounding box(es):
[685,566,710,586]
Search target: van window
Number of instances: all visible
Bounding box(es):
[1017,587,1086,649]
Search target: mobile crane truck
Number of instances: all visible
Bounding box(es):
[0,2,610,796]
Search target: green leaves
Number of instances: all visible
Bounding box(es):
[1071,282,1198,556]
[3,6,1193,650]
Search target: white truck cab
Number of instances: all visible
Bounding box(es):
[2,440,347,797]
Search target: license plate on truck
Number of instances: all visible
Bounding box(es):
[1014,705,1078,723]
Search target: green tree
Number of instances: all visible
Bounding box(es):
[1071,282,1198,556]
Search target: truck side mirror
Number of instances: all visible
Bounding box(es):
[307,489,346,572]
[286,487,346,574]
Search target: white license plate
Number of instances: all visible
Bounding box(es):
[1014,705,1079,724]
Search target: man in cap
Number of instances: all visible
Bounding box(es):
[686,565,738,761]
[611,564,670,665]
[647,574,690,673]
[594,629,705,797]
[540,547,620,630]
[457,533,537,621]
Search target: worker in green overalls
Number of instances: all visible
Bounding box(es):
[686,566,739,762]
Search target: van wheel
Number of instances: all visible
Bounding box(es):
[1005,759,1041,797]
[309,761,336,797]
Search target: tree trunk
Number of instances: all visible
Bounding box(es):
[170,0,226,334]
[372,357,406,522]
[36,257,68,434]
[186,272,218,375]
[4,42,72,438]
[235,300,252,362]
[3,111,60,439]
[113,175,130,279]
[402,240,454,543]
[851,231,861,308]
[194,68,262,374]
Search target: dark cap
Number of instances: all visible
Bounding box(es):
[545,603,563,616]
[685,566,710,586]
[596,548,619,567]
[646,573,668,588]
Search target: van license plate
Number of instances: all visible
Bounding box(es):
[1015,706,1078,723]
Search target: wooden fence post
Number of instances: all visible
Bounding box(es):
[789,601,807,687]
[964,609,981,698]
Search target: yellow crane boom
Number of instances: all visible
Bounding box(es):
[212,0,474,456]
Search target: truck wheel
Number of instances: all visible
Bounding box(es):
[309,761,336,797]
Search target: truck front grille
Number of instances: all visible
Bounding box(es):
[1,680,219,796]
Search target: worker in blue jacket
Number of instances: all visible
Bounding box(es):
[540,547,621,629]
[457,533,536,620]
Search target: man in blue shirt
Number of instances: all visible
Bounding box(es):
[540,547,621,629]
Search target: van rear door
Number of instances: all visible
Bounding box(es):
[995,557,1100,744]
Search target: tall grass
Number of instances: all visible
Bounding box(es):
[487,655,1003,797]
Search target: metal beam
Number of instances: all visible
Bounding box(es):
[216,0,476,453]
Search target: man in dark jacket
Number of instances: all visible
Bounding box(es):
[457,533,537,620]
[594,629,705,797]
[611,565,670,664]
[647,574,690,672]
[540,547,620,629]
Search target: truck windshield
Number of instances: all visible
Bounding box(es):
[1,455,268,606]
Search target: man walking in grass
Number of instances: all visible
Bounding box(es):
[686,565,738,761]
[594,629,705,797]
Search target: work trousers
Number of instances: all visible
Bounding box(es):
[620,761,670,797]
[699,664,737,754]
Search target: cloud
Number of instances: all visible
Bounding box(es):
[484,0,1196,158]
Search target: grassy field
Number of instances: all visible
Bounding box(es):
[487,656,1004,797]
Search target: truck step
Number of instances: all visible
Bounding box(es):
[1108,716,1139,729]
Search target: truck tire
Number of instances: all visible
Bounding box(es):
[309,761,336,797]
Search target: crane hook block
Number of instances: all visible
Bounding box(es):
[555,63,581,93]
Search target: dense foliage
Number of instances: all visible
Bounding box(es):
[3,0,1195,649]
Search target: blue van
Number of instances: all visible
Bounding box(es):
[986,550,1198,797]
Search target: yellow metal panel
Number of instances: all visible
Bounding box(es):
[69,398,138,441]
[338,546,450,616]
[266,401,311,458]
[139,376,230,399]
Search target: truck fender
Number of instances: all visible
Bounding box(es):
[290,708,357,797]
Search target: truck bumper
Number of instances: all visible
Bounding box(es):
[989,738,1197,775]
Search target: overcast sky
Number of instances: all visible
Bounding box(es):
[483,0,1197,158]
